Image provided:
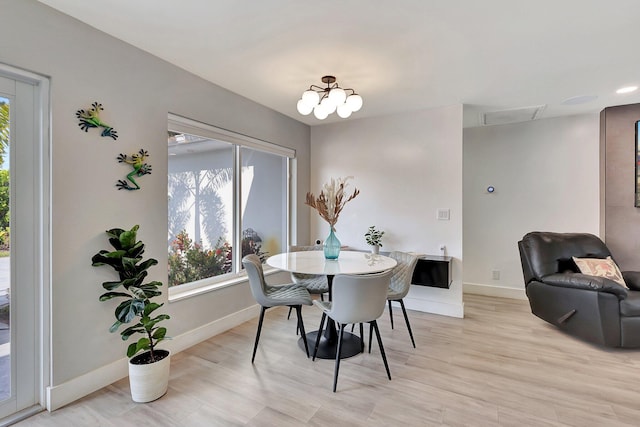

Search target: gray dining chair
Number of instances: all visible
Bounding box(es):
[384,251,419,348]
[286,245,329,320]
[312,269,393,392]
[242,254,313,363]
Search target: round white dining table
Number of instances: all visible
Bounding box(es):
[267,250,397,359]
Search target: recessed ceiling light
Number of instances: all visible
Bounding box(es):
[616,86,638,94]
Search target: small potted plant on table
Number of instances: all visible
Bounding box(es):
[365,225,385,254]
[91,224,171,403]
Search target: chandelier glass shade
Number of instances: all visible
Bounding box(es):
[296,76,362,120]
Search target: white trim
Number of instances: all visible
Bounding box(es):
[463,282,528,300]
[168,113,295,158]
[0,62,47,86]
[0,63,51,416]
[168,272,249,301]
[46,305,258,411]
[39,75,52,410]
[168,266,279,302]
[403,297,464,318]
[46,357,127,412]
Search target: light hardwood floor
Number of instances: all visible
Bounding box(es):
[16,294,640,426]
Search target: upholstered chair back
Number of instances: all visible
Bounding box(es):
[518,232,612,285]
[387,251,419,300]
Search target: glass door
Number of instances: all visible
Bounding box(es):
[0,88,9,405]
[0,71,46,421]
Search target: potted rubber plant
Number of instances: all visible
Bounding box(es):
[365,225,385,254]
[91,224,171,403]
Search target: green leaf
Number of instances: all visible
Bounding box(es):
[115,299,145,323]
[101,280,125,291]
[152,327,167,340]
[119,274,146,290]
[126,342,138,358]
[137,285,162,299]
[127,242,145,259]
[109,319,123,333]
[143,302,162,316]
[103,250,127,260]
[138,258,159,272]
[91,250,126,267]
[119,226,139,249]
[121,324,145,340]
[128,286,148,299]
[105,228,126,240]
[127,337,150,357]
[98,291,130,301]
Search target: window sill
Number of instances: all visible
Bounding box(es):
[168,265,280,302]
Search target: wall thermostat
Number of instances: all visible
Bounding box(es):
[487,186,495,193]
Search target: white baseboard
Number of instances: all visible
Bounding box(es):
[46,305,259,411]
[402,297,464,318]
[463,282,527,300]
[46,358,128,412]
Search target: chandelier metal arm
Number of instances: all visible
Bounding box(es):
[308,84,329,92]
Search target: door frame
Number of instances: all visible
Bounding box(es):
[0,62,51,421]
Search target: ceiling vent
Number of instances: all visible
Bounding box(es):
[481,105,546,126]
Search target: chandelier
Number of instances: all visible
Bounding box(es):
[296,76,363,120]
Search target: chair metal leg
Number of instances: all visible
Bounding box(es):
[371,320,391,380]
[398,299,416,348]
[359,323,364,352]
[333,323,345,392]
[294,305,309,357]
[252,306,267,363]
[287,306,293,320]
[388,300,394,329]
[312,312,327,361]
[368,322,373,353]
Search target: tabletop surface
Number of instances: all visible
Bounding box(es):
[267,250,397,276]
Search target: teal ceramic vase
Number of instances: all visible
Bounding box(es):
[323,227,341,259]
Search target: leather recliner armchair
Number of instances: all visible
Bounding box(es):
[518,231,640,348]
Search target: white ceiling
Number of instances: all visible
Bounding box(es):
[38,0,640,127]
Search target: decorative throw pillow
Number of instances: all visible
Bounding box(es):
[572,256,628,288]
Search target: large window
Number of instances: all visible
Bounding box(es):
[167,115,293,295]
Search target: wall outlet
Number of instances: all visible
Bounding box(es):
[439,244,446,251]
[492,270,500,280]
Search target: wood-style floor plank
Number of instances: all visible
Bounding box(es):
[16,294,640,426]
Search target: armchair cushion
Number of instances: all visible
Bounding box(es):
[542,273,628,300]
[572,256,627,288]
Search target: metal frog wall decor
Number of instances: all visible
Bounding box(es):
[76,101,118,140]
[116,149,152,190]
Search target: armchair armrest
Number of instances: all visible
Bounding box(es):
[622,271,640,291]
[542,273,628,300]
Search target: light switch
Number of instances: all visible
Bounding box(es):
[437,209,450,220]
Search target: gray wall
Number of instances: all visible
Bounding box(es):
[1,0,310,388]
[463,114,601,297]
[601,103,640,269]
